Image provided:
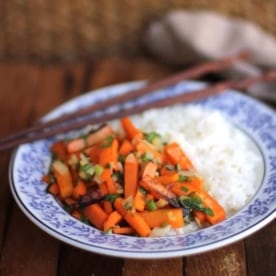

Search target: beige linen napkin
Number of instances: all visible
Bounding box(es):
[143,11,276,102]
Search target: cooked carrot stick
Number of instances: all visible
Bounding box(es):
[135,140,163,164]
[164,142,194,170]
[67,125,113,153]
[52,160,74,198]
[193,210,207,227]
[99,182,109,196]
[103,211,122,231]
[112,227,135,235]
[120,117,143,140]
[139,208,184,228]
[140,175,176,199]
[124,211,151,237]
[84,143,101,163]
[114,197,127,217]
[193,190,226,225]
[72,180,87,199]
[187,176,204,190]
[47,183,59,196]
[51,141,68,161]
[83,203,108,230]
[124,153,139,198]
[156,173,179,185]
[71,210,82,220]
[103,200,113,214]
[141,161,158,178]
[100,168,117,194]
[86,125,114,145]
[41,174,51,185]
[133,188,146,211]
[119,139,134,156]
[66,138,86,154]
[64,197,77,205]
[160,165,177,176]
[98,137,119,170]
[170,182,200,196]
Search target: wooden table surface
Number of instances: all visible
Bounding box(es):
[0,58,275,276]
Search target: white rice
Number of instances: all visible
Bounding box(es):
[110,104,263,235]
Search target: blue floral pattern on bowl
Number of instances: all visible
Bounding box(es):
[9,81,276,259]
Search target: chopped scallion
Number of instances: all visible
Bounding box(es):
[105,194,120,203]
[145,131,161,143]
[101,135,114,148]
[94,164,103,176]
[179,175,190,182]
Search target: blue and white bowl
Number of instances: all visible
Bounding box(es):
[9,81,276,259]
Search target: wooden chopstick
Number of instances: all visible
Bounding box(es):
[1,69,276,151]
[0,52,248,146]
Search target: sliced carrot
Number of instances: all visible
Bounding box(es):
[119,139,134,156]
[156,173,179,185]
[103,211,122,231]
[103,200,113,214]
[112,227,135,235]
[120,117,143,140]
[164,142,194,170]
[72,180,87,199]
[99,182,109,196]
[64,197,76,205]
[140,175,176,199]
[133,188,146,211]
[66,138,86,153]
[139,208,184,229]
[83,203,108,230]
[98,137,119,170]
[135,140,163,164]
[114,197,127,217]
[66,125,113,153]
[41,174,51,184]
[51,141,68,161]
[124,153,139,198]
[193,191,226,225]
[141,161,158,178]
[124,211,151,237]
[110,138,119,170]
[47,183,59,196]
[170,182,200,196]
[100,168,117,194]
[187,176,204,190]
[84,143,101,163]
[160,165,177,176]
[86,125,114,146]
[71,210,82,220]
[52,160,74,198]
[193,210,207,227]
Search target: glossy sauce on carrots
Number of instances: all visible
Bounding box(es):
[42,118,226,237]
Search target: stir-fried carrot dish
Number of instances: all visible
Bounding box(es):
[42,117,226,237]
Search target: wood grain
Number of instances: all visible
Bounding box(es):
[245,220,276,276]
[0,64,41,251]
[0,64,88,276]
[58,245,123,276]
[185,242,247,276]
[0,64,61,276]
[123,258,183,276]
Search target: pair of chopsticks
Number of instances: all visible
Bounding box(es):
[1,52,276,151]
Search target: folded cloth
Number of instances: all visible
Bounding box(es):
[143,11,276,102]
